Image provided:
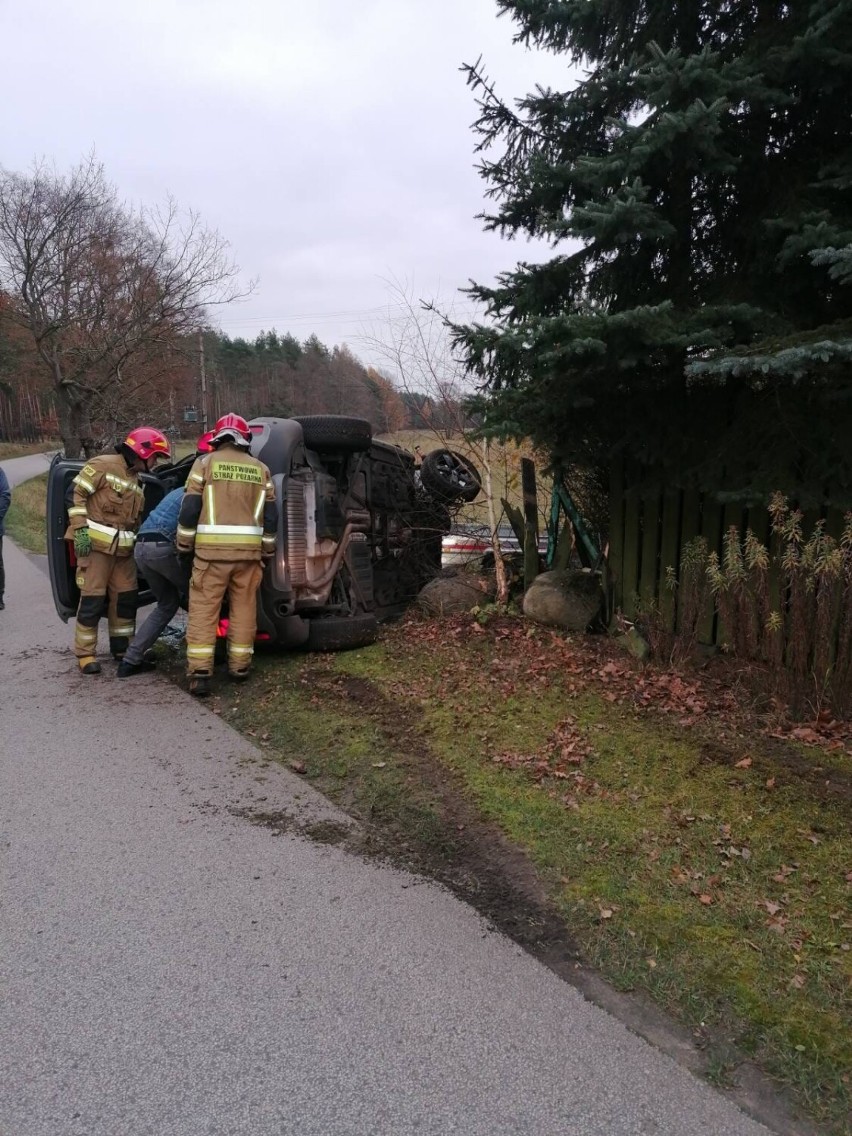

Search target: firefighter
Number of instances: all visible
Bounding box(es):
[176,413,277,697]
[117,432,216,678]
[66,427,172,674]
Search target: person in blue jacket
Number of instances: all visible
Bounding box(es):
[117,433,214,677]
[116,485,188,676]
[0,464,10,610]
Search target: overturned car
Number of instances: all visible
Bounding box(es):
[46,416,481,652]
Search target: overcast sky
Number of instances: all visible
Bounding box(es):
[1,0,574,365]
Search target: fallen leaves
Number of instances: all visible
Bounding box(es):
[767,913,789,934]
[489,714,595,793]
[734,756,753,769]
[790,726,822,745]
[395,609,852,759]
[772,864,797,883]
[770,716,852,754]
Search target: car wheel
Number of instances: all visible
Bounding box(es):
[420,449,482,503]
[295,415,372,453]
[305,612,378,652]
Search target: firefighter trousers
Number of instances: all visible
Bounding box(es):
[185,558,263,675]
[74,549,138,659]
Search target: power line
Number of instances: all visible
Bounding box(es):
[216,301,486,327]
[219,312,486,335]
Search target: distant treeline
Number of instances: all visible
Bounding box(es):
[0,304,463,443]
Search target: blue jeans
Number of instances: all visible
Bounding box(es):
[123,540,190,665]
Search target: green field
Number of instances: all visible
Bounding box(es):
[0,440,59,460]
[4,473,48,554]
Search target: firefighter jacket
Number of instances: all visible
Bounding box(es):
[65,453,145,557]
[176,442,277,562]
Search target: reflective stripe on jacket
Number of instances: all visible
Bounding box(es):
[64,453,145,558]
[176,442,277,562]
[87,518,138,553]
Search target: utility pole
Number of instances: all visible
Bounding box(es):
[198,328,209,433]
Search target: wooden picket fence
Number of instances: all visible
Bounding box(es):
[608,460,848,646]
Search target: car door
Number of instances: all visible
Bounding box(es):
[45,455,168,622]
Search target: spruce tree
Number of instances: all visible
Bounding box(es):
[456,0,852,503]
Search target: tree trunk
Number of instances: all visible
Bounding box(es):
[481,440,509,605]
[56,387,96,458]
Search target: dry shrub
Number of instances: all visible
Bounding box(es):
[673,537,713,662]
[632,594,675,663]
[638,503,851,719]
[635,537,712,666]
[707,495,852,719]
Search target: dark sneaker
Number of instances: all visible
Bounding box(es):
[189,673,212,698]
[117,658,157,678]
[0,599,5,610]
[78,656,102,675]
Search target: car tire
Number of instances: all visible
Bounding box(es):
[295,415,372,453]
[420,449,482,503]
[305,612,378,652]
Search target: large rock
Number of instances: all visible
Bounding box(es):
[417,574,494,616]
[522,569,603,631]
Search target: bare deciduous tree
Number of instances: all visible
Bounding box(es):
[362,278,528,604]
[0,153,249,456]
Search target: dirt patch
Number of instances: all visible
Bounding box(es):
[335,675,376,705]
[696,735,852,805]
[302,820,353,845]
[231,808,353,847]
[232,808,296,834]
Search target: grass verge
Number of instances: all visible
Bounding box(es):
[5,472,48,553]
[207,614,851,1134]
[0,440,59,460]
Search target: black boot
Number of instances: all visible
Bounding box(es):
[117,658,157,678]
[189,673,212,697]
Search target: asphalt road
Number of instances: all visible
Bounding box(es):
[0,452,772,1136]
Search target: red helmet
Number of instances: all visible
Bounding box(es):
[210,412,252,449]
[121,427,171,464]
[196,430,216,454]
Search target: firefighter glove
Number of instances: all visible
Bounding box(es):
[74,527,92,558]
